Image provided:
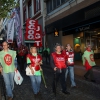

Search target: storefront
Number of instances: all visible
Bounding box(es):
[45,1,100,60]
[62,22,100,60]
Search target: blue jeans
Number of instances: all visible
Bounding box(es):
[2,72,14,97]
[29,75,41,94]
[65,66,76,87]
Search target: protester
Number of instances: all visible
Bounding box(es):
[43,45,50,64]
[82,44,96,82]
[26,46,42,97]
[0,41,17,100]
[65,44,76,88]
[17,45,26,72]
[50,43,70,95]
[38,47,43,56]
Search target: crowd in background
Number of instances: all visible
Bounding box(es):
[0,42,51,72]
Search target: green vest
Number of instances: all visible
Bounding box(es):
[0,50,16,73]
[82,50,96,66]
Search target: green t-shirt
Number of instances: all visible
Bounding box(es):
[43,48,50,54]
[27,57,41,76]
[0,50,16,73]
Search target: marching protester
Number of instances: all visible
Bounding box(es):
[50,43,70,95]
[0,41,17,100]
[17,45,27,72]
[82,44,96,82]
[65,44,76,88]
[26,46,42,97]
[43,45,50,64]
[61,46,66,54]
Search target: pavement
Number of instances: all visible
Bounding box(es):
[0,63,100,100]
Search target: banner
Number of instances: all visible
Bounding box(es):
[25,19,42,47]
[34,25,42,47]
[13,8,22,47]
[7,19,14,43]
[25,19,38,40]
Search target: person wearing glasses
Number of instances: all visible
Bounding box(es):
[0,41,17,100]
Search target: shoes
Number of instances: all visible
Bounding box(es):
[62,91,70,95]
[71,86,77,88]
[37,91,41,95]
[34,94,37,98]
[7,97,13,100]
[84,75,88,80]
[91,80,96,83]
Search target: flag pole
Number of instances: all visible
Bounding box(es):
[41,70,47,88]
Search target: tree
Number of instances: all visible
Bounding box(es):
[0,0,17,19]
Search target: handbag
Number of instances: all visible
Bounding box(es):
[25,55,37,76]
[26,67,35,76]
[14,70,23,85]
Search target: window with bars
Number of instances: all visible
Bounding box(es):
[61,0,66,3]
[57,0,61,6]
[47,0,69,14]
[53,0,56,9]
[47,0,53,13]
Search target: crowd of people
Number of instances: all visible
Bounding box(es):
[0,41,97,100]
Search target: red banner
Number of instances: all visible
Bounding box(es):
[25,19,42,47]
[25,19,38,40]
[34,25,42,47]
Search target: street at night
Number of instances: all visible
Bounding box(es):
[1,0,100,100]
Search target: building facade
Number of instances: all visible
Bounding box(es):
[21,0,46,48]
[45,0,100,60]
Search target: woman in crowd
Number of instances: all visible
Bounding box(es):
[65,44,76,88]
[0,41,17,100]
[82,44,96,82]
[26,46,42,97]
[50,43,70,95]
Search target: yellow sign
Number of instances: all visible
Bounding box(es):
[54,31,59,36]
